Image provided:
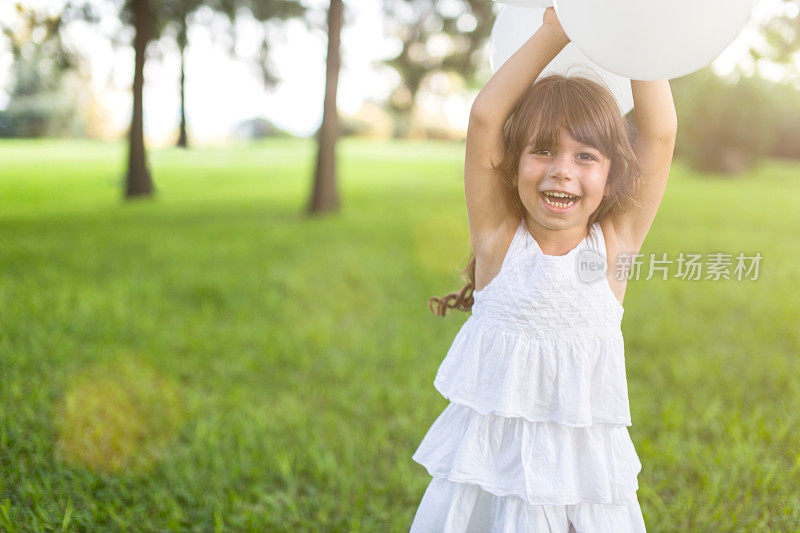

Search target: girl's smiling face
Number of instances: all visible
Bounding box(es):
[517,127,611,229]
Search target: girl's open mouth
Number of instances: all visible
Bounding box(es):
[540,191,580,213]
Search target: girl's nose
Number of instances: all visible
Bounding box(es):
[549,154,575,179]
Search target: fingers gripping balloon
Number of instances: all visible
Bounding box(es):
[490,0,755,82]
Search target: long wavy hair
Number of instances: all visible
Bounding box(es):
[428,73,643,316]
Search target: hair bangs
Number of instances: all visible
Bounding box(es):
[521,83,612,158]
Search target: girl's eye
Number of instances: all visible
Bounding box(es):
[534,149,597,161]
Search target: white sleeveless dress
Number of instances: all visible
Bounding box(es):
[410,218,646,532]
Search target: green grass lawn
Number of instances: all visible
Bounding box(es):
[0,137,798,531]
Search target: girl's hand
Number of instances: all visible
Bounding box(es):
[542,7,570,42]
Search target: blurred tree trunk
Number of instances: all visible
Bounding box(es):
[307,0,343,214]
[159,0,204,149]
[176,14,188,149]
[126,0,154,198]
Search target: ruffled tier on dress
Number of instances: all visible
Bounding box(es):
[412,403,641,506]
[433,317,632,428]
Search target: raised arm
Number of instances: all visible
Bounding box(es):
[608,80,678,253]
[465,11,570,255]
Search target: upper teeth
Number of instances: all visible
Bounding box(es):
[546,191,575,198]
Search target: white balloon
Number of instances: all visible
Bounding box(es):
[553,0,754,81]
[490,6,634,116]
[491,0,553,7]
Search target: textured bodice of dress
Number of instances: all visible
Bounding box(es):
[471,219,624,338]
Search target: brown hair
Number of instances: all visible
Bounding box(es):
[428,73,643,316]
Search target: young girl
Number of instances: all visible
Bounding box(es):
[410,8,677,533]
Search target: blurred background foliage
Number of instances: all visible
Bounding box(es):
[671,66,800,174]
[0,2,88,137]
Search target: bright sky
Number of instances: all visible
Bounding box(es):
[0,0,797,145]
